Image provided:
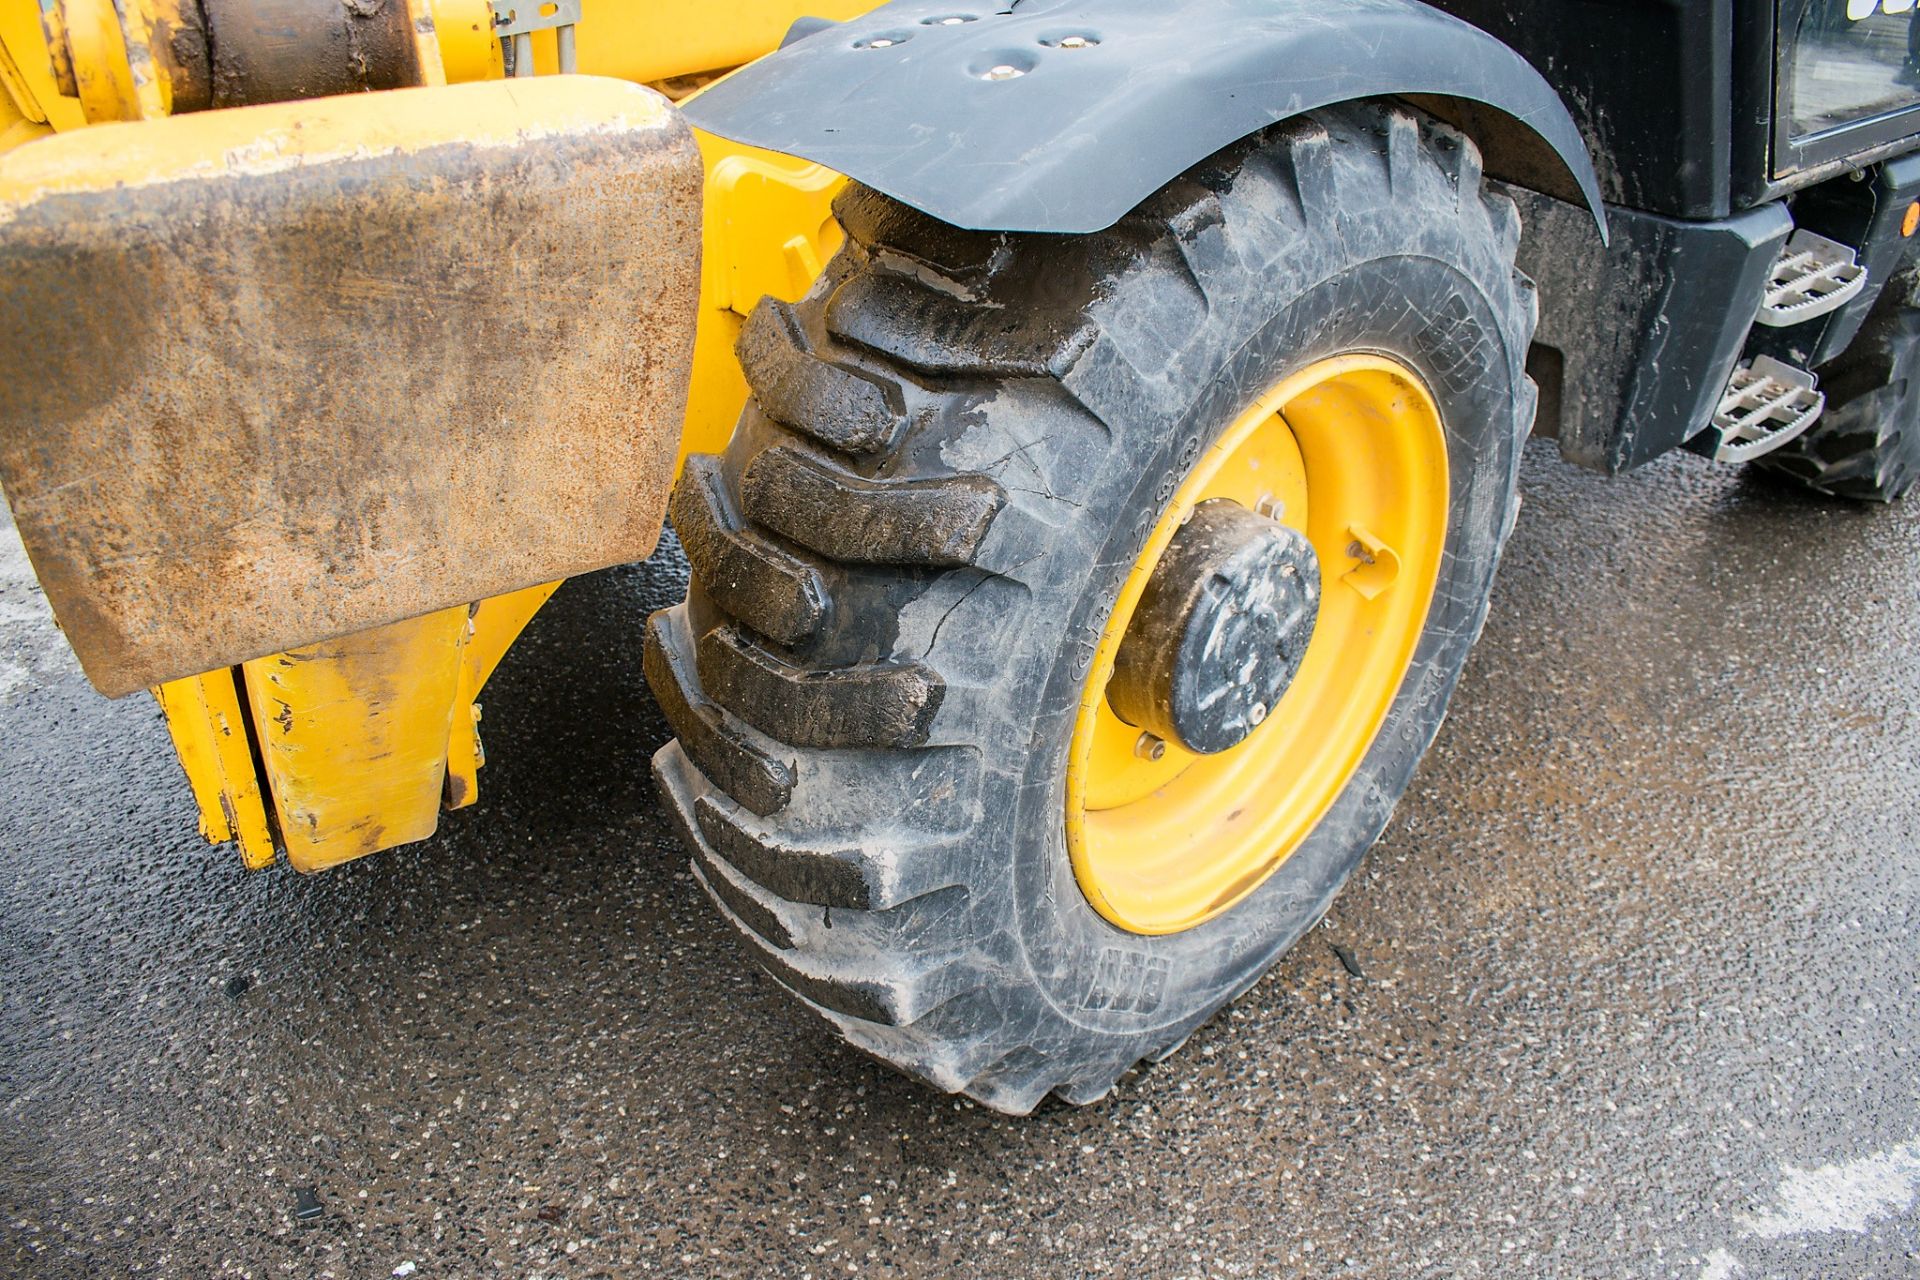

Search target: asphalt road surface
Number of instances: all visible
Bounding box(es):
[3,440,1918,1280]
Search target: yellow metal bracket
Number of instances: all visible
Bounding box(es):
[677,128,847,467]
[155,582,560,872]
[241,607,471,872]
[44,0,170,123]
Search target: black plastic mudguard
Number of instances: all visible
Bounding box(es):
[682,0,1605,238]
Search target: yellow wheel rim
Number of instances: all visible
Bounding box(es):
[1065,354,1450,935]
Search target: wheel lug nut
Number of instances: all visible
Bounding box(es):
[1134,732,1167,761]
[1255,493,1285,520]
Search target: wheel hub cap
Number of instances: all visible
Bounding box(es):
[1107,499,1321,755]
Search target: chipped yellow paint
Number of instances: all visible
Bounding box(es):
[242,608,470,873]
[158,583,563,869]
[152,671,277,869]
[405,0,450,87]
[444,581,562,811]
[0,76,682,216]
[56,0,170,123]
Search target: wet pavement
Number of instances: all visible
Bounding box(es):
[2,439,1917,1279]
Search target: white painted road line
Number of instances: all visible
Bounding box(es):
[1699,1135,1920,1276]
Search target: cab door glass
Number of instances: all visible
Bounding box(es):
[1788,0,1920,136]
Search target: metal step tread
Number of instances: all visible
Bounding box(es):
[1755,229,1867,328]
[1711,356,1825,463]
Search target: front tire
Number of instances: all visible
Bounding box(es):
[646,102,1538,1112]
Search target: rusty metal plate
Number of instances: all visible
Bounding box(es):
[0,75,700,697]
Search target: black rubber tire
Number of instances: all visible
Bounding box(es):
[1757,265,1920,501]
[646,101,1538,1113]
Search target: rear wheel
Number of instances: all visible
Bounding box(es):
[646,102,1538,1112]
[1758,265,1920,501]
